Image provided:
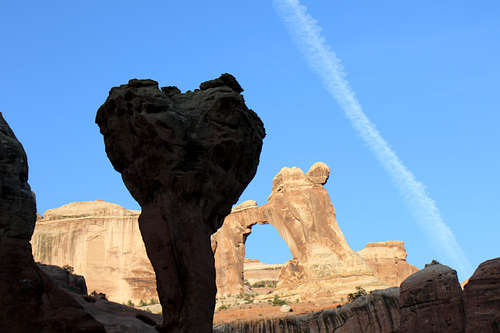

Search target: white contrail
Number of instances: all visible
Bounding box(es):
[274,0,472,277]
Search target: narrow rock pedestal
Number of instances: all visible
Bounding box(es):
[96,74,265,332]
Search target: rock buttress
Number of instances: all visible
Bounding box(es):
[0,113,105,333]
[96,74,265,332]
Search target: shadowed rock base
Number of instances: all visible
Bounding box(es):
[214,288,400,333]
[0,113,105,333]
[96,74,265,332]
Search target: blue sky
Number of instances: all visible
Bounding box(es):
[1,1,498,281]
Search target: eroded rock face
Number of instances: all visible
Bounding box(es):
[213,162,405,300]
[0,113,105,333]
[213,287,400,333]
[358,241,418,287]
[32,201,156,303]
[463,257,500,333]
[399,263,465,333]
[96,74,265,332]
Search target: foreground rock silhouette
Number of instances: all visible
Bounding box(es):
[96,74,265,332]
[0,113,106,333]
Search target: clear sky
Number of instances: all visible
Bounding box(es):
[1,1,498,281]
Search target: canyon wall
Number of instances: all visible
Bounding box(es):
[32,200,157,303]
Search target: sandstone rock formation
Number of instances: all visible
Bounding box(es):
[399,262,465,333]
[213,287,400,333]
[0,113,106,332]
[96,74,265,332]
[212,162,416,300]
[32,200,156,303]
[463,257,500,333]
[243,259,282,285]
[38,262,88,295]
[358,241,418,287]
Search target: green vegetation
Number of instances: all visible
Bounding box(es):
[271,295,287,306]
[62,265,74,274]
[126,300,135,307]
[251,280,277,288]
[347,286,367,303]
[217,304,230,311]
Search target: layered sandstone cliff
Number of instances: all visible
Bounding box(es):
[358,241,418,287]
[32,201,156,303]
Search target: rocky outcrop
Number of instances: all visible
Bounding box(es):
[72,292,162,333]
[358,241,418,287]
[213,162,405,300]
[214,287,400,333]
[399,263,465,333]
[0,113,106,332]
[96,74,265,332]
[38,263,88,295]
[244,259,282,285]
[32,201,156,303]
[463,257,500,333]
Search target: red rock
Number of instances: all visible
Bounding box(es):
[463,257,500,333]
[0,113,105,333]
[213,287,400,333]
[358,241,419,287]
[399,263,465,333]
[213,162,410,300]
[96,74,265,332]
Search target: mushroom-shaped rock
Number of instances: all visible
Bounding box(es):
[463,257,500,333]
[399,263,465,333]
[96,74,265,333]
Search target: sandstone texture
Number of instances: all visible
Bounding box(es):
[214,287,400,333]
[38,262,88,295]
[358,241,418,287]
[32,200,156,303]
[399,263,465,333]
[212,162,416,300]
[0,113,105,333]
[96,74,265,332]
[463,257,500,333]
[71,292,162,333]
[244,259,283,285]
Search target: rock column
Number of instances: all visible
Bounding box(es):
[96,74,265,332]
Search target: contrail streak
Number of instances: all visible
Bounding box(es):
[274,0,472,277]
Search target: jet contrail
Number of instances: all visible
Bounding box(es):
[274,0,472,277]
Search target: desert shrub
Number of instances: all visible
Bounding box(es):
[126,300,135,307]
[148,298,159,305]
[425,259,441,268]
[266,281,277,288]
[244,280,251,287]
[347,286,367,302]
[217,304,229,311]
[62,265,74,274]
[252,281,266,288]
[272,295,287,306]
[252,280,277,288]
[139,299,147,307]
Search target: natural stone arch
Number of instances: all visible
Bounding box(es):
[213,162,388,299]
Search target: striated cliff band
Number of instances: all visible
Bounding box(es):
[32,162,417,305]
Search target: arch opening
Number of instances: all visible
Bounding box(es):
[243,224,292,289]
